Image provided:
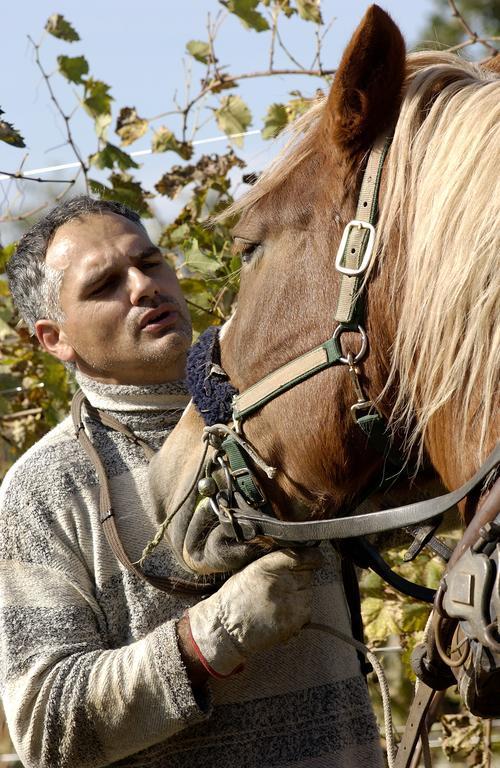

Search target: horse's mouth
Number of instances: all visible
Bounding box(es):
[178,498,273,575]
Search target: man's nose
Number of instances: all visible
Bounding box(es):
[127,266,158,305]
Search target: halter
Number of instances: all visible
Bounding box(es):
[186,135,500,553]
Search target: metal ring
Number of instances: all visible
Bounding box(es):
[332,324,368,364]
[434,616,471,668]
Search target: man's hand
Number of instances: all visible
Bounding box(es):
[183,548,323,678]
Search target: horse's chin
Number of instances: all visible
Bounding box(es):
[181,535,272,575]
[179,498,274,575]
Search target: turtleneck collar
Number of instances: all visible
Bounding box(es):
[76,371,190,413]
[75,372,191,439]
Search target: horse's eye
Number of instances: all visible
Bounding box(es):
[234,238,264,265]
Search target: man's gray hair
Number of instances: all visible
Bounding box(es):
[6,196,145,334]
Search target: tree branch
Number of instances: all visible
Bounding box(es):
[0,170,75,184]
[275,25,307,71]
[0,203,48,223]
[447,0,498,58]
[27,35,89,191]
[183,66,333,123]
[269,5,279,71]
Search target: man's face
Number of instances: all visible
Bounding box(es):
[38,212,192,385]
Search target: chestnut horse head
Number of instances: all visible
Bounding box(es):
[151,5,499,574]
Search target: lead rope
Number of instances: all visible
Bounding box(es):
[306,622,398,768]
[134,437,210,567]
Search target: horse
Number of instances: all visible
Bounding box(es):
[150,4,499,578]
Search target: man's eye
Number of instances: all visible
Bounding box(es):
[142,259,162,270]
[89,277,118,296]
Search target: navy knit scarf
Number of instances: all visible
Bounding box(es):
[186,326,238,426]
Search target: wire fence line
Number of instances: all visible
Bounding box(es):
[0,130,262,183]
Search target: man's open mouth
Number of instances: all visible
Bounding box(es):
[140,306,178,332]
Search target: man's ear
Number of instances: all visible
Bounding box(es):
[35,319,77,363]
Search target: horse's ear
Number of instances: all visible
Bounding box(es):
[324,5,405,155]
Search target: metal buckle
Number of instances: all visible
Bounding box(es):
[335,220,376,276]
[350,400,376,422]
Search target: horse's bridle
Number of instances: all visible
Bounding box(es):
[187,134,500,553]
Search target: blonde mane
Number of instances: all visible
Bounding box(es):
[378,52,499,463]
[226,51,499,464]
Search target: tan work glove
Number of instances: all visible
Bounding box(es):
[186,548,323,678]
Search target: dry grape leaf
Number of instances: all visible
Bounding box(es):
[0,110,25,148]
[155,151,244,198]
[115,107,149,147]
[155,166,194,198]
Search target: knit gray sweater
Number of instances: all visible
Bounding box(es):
[0,374,383,768]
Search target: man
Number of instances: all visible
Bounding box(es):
[0,197,382,767]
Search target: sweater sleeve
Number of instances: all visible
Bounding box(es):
[0,459,210,768]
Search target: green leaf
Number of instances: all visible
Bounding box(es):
[261,102,288,139]
[295,0,322,24]
[0,243,16,272]
[89,143,139,171]
[83,79,113,118]
[183,238,220,276]
[220,0,270,32]
[186,40,212,64]
[0,110,25,148]
[168,223,191,244]
[151,127,193,160]
[89,173,152,217]
[400,602,430,634]
[115,107,149,147]
[57,55,89,84]
[94,113,112,141]
[362,596,401,643]
[45,13,80,42]
[286,91,314,120]
[215,95,252,146]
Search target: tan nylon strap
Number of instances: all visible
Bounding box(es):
[71,390,215,595]
[233,343,337,421]
[334,135,390,324]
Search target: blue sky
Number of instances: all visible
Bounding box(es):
[1,1,437,233]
